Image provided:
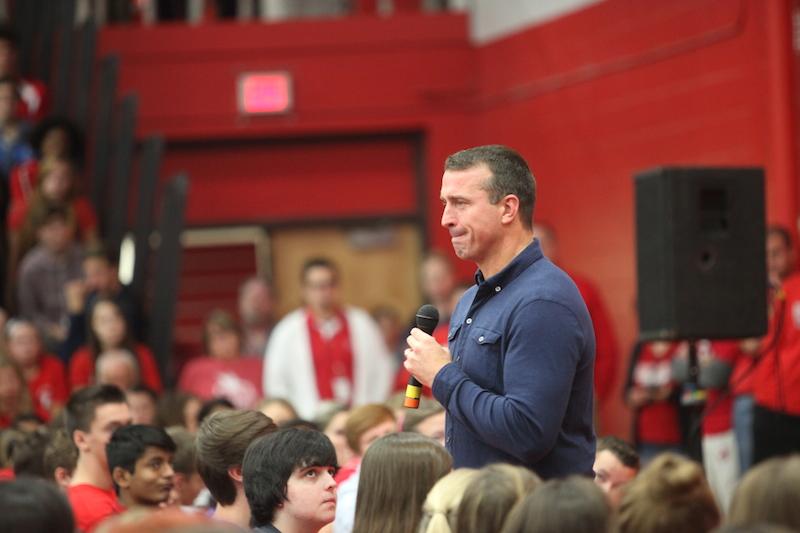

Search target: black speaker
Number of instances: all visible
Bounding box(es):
[635,167,767,340]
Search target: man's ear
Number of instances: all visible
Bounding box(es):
[73,430,90,453]
[112,466,132,490]
[500,194,521,225]
[228,465,243,484]
[53,466,72,490]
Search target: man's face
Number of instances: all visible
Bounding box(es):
[283,465,337,528]
[593,449,637,508]
[83,257,116,293]
[118,446,175,507]
[76,402,131,467]
[37,217,74,253]
[440,164,505,265]
[767,233,795,285]
[303,266,339,314]
[7,322,41,368]
[421,257,455,304]
[239,281,274,326]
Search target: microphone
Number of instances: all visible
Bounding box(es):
[404,304,440,409]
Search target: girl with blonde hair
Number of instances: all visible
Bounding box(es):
[418,468,478,533]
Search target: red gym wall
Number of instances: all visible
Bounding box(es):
[99,0,800,437]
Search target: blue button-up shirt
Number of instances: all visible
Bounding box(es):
[432,239,596,479]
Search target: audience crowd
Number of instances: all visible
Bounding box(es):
[0,19,799,533]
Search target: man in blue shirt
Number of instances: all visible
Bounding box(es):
[405,144,596,478]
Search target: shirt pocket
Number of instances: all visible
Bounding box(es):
[462,326,503,392]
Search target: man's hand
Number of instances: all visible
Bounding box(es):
[404,328,451,388]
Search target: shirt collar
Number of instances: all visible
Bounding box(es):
[474,239,543,289]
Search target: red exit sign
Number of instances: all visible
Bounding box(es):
[238,72,293,114]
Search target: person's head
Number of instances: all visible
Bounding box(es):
[37,159,75,203]
[353,432,452,533]
[0,75,17,123]
[127,385,158,425]
[238,277,275,328]
[11,426,50,478]
[344,403,396,457]
[402,404,446,446]
[96,349,140,391]
[0,353,31,414]
[258,398,298,427]
[593,436,639,508]
[533,221,559,262]
[441,145,536,266]
[727,455,800,530]
[500,476,611,533]
[5,318,42,369]
[0,26,19,76]
[617,452,720,533]
[156,391,202,433]
[195,409,277,507]
[418,468,479,533]
[165,426,206,506]
[82,246,119,294]
[243,427,339,530]
[30,116,84,163]
[420,251,456,306]
[107,424,176,508]
[36,206,75,254]
[88,298,131,355]
[65,384,131,471]
[457,463,541,533]
[0,477,75,533]
[301,258,341,315]
[43,428,79,491]
[767,225,796,285]
[203,309,241,360]
[196,397,235,426]
[371,305,402,350]
[314,403,352,466]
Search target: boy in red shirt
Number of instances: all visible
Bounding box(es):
[5,319,67,420]
[65,385,132,532]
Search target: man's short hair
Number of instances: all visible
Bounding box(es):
[12,427,50,477]
[107,425,176,478]
[301,257,339,284]
[65,385,128,439]
[0,25,19,47]
[243,428,338,527]
[444,144,536,229]
[597,436,640,471]
[195,409,277,506]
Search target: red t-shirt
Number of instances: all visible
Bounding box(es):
[753,272,800,415]
[69,344,163,393]
[307,311,354,403]
[178,356,263,408]
[27,354,68,420]
[569,271,619,404]
[631,342,683,445]
[67,484,125,533]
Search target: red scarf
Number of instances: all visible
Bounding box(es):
[306,310,355,403]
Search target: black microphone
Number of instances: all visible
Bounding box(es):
[404,304,440,409]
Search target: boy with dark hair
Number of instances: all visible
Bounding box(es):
[195,409,277,528]
[106,424,176,509]
[43,428,78,491]
[65,384,131,532]
[243,427,338,533]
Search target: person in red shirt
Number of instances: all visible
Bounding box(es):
[535,223,620,413]
[0,353,37,428]
[624,341,685,464]
[69,298,162,392]
[5,318,67,420]
[0,26,48,121]
[65,384,132,532]
[178,309,263,409]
